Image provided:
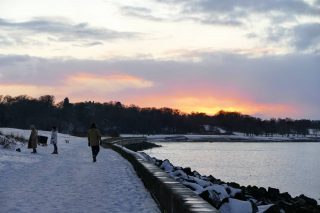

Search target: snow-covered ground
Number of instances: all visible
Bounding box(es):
[0,128,159,213]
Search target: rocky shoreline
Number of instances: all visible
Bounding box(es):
[122,141,161,151]
[139,153,320,213]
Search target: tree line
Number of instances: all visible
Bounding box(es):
[0,95,319,136]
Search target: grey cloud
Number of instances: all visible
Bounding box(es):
[266,26,290,43]
[152,0,319,28]
[72,41,104,47]
[246,33,258,39]
[293,23,320,50]
[167,0,319,16]
[0,36,14,46]
[0,54,31,65]
[188,16,243,26]
[121,6,164,21]
[0,17,137,44]
[264,23,320,51]
[120,3,243,26]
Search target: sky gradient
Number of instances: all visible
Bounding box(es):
[0,0,320,119]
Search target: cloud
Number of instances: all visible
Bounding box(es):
[120,6,165,21]
[292,23,320,50]
[72,41,104,47]
[120,5,243,26]
[0,54,31,65]
[149,0,320,50]
[186,16,243,26]
[159,0,319,16]
[0,51,320,119]
[0,36,14,47]
[0,17,138,47]
[263,22,320,51]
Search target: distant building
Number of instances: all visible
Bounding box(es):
[308,129,319,136]
[202,125,225,134]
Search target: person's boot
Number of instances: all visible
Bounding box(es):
[31,148,37,154]
[52,145,58,154]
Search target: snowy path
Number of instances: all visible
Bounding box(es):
[0,128,159,213]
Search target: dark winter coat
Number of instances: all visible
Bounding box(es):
[28,129,38,149]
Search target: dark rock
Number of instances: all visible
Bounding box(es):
[207,175,216,182]
[182,167,192,176]
[176,166,183,170]
[234,191,246,201]
[155,159,163,166]
[246,185,262,198]
[277,200,295,212]
[192,170,201,178]
[228,182,240,189]
[199,190,211,202]
[294,197,307,206]
[199,190,221,208]
[264,204,282,213]
[209,176,223,185]
[258,187,268,197]
[248,186,267,199]
[16,148,21,152]
[220,197,229,206]
[296,206,315,213]
[298,194,318,207]
[225,187,231,195]
[268,187,280,200]
[280,192,292,201]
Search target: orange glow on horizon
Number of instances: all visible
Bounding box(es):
[0,82,299,118]
[123,95,298,118]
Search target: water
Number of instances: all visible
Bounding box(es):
[145,142,320,200]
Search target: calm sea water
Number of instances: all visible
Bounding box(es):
[145,142,320,200]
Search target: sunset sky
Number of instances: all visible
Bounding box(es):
[0,0,320,119]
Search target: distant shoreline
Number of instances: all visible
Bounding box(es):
[152,138,320,143]
[121,134,320,143]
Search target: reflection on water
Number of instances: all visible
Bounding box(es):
[145,142,320,199]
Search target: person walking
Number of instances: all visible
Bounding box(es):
[87,123,102,162]
[50,126,58,154]
[28,125,38,154]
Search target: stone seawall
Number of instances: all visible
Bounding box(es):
[102,140,218,213]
